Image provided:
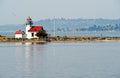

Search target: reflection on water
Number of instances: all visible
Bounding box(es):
[1,42,120,78]
[15,42,46,78]
[25,44,34,78]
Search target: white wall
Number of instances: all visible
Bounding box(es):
[26,32,38,39]
[26,25,31,35]
[15,34,23,38]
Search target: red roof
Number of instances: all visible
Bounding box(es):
[15,30,24,34]
[28,26,43,32]
[27,16,32,20]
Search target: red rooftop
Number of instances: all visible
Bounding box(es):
[15,30,24,34]
[28,26,43,32]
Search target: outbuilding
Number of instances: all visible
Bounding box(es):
[15,30,24,38]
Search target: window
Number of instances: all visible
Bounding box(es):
[31,33,34,37]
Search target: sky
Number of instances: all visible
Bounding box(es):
[0,0,120,25]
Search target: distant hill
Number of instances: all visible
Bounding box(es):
[0,18,120,32]
[35,18,120,31]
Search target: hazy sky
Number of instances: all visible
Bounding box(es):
[0,0,120,25]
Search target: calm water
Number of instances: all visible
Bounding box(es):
[0,42,120,78]
[1,31,120,37]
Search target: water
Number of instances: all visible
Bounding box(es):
[51,31,120,37]
[0,42,120,78]
[1,31,120,37]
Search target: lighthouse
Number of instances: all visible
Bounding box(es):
[25,16,33,35]
[25,16,44,39]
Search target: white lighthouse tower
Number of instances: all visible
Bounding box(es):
[25,16,44,39]
[25,16,33,36]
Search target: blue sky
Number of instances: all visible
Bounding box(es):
[0,0,120,25]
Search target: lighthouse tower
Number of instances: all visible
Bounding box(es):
[25,16,44,39]
[25,16,33,35]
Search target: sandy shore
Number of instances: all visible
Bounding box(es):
[1,36,120,43]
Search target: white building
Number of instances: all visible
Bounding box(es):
[25,16,44,39]
[15,30,24,38]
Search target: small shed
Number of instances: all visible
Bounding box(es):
[15,30,24,38]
